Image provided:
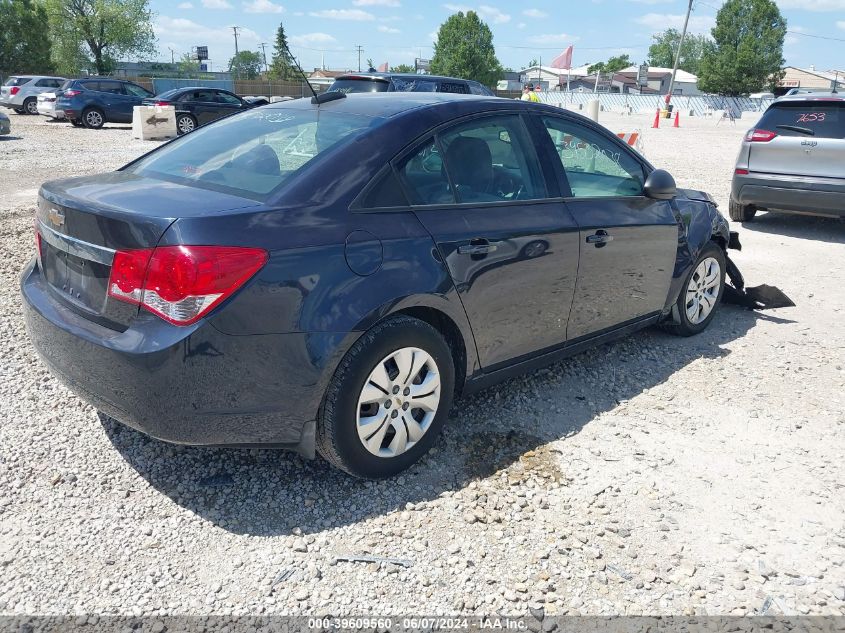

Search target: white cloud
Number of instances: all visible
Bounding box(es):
[201,0,232,8]
[837,20,845,28]
[443,3,510,23]
[309,8,375,20]
[635,13,715,33]
[353,0,400,5]
[377,25,401,33]
[522,8,547,17]
[289,32,337,46]
[177,1,193,7]
[777,0,845,10]
[243,0,283,12]
[532,32,577,44]
[154,16,261,50]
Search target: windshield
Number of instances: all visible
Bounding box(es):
[4,77,32,87]
[127,108,382,199]
[329,78,389,94]
[758,102,844,139]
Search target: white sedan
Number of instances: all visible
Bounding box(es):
[36,92,64,120]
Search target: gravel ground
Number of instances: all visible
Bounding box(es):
[1,108,844,618]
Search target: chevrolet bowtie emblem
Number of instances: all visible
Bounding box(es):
[48,208,65,227]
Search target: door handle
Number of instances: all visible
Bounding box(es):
[458,240,498,255]
[586,230,613,247]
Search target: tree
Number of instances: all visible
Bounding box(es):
[588,54,631,77]
[647,28,711,76]
[0,0,54,77]
[391,63,414,73]
[269,22,296,79]
[526,57,538,68]
[177,52,199,77]
[698,0,786,95]
[45,0,156,75]
[229,50,263,80]
[431,10,502,87]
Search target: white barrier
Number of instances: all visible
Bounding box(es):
[132,105,177,141]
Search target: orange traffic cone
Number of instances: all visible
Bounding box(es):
[673,111,680,128]
[652,108,660,129]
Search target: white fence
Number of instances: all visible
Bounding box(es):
[538,92,775,118]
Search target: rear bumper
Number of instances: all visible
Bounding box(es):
[37,104,64,118]
[20,259,332,457]
[732,172,845,217]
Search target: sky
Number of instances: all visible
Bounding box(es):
[149,0,845,75]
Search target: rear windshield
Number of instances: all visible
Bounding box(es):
[127,108,382,199]
[329,79,389,94]
[758,102,845,139]
[4,77,32,87]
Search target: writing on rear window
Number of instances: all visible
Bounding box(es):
[796,112,826,123]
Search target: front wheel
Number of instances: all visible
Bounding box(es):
[317,316,455,479]
[663,242,726,337]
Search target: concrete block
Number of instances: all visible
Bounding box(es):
[132,105,177,141]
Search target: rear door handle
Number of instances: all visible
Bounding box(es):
[458,240,498,255]
[586,230,613,247]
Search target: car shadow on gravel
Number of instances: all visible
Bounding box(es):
[102,304,795,537]
[741,212,845,244]
[0,136,23,141]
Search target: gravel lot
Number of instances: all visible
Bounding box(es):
[1,108,844,618]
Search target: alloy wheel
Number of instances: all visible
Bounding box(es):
[85,110,103,128]
[356,347,441,458]
[685,257,721,325]
[25,100,38,115]
[178,116,195,134]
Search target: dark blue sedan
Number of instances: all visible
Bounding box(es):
[22,93,733,478]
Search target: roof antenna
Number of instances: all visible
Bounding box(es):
[281,41,346,105]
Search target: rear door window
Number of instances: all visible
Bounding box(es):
[329,79,390,93]
[392,78,437,92]
[757,102,844,139]
[438,82,469,94]
[80,80,101,91]
[215,91,243,105]
[99,81,126,95]
[4,77,32,87]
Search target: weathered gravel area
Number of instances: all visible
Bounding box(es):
[1,109,843,617]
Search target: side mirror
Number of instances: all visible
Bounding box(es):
[643,169,677,200]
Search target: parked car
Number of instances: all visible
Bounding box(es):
[57,78,154,129]
[731,93,844,221]
[0,111,10,135]
[1,76,66,115]
[36,90,66,120]
[142,87,257,134]
[328,73,495,96]
[23,93,733,478]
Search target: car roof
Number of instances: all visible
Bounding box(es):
[335,73,473,83]
[774,92,844,103]
[266,92,514,118]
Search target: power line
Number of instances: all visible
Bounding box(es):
[786,30,845,43]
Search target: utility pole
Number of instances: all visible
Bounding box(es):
[665,0,693,110]
[355,45,364,72]
[231,26,241,79]
[259,42,269,73]
[168,47,175,65]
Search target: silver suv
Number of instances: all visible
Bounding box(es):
[730,93,844,221]
[0,75,66,115]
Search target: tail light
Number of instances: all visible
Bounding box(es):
[734,168,749,175]
[63,89,81,97]
[745,129,777,143]
[153,100,171,106]
[10,87,20,96]
[107,245,268,325]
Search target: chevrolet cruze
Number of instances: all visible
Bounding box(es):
[22,93,732,478]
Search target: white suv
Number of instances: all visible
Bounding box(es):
[0,76,66,115]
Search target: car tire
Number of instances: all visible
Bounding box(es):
[13,108,24,115]
[317,315,455,479]
[82,107,105,129]
[176,114,197,135]
[663,241,726,337]
[729,199,756,222]
[23,98,38,115]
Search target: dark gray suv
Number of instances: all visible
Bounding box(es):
[730,93,844,221]
[328,73,495,96]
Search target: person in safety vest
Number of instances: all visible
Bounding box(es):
[521,83,540,102]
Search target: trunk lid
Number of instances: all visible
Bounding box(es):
[37,172,263,329]
[749,100,845,180]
